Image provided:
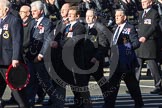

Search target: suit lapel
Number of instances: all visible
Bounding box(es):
[110,26,117,47]
[33,18,45,38]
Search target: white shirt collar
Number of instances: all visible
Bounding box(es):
[113,22,126,44]
[88,23,95,29]
[144,8,151,13]
[35,16,44,27]
[1,15,7,21]
[70,21,77,28]
[118,22,126,33]
[62,17,68,21]
[114,22,126,36]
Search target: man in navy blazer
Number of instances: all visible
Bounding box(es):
[61,6,92,108]
[106,9,144,108]
[24,1,65,108]
[0,0,29,107]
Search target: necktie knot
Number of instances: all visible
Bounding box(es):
[87,26,91,35]
[143,10,147,18]
[31,21,38,35]
[34,21,38,28]
[64,24,71,36]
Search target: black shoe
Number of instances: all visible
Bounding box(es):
[3,98,18,105]
[146,69,151,76]
[135,102,144,108]
[150,88,162,94]
[159,91,162,95]
[35,97,44,104]
[42,98,52,106]
[0,99,5,108]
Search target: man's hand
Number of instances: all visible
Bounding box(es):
[37,54,43,61]
[139,37,146,43]
[12,60,19,68]
[50,41,58,48]
[34,54,43,63]
[90,57,99,64]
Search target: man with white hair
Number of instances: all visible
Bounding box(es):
[25,1,64,108]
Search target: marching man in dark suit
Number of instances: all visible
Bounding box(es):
[136,0,162,94]
[3,4,33,106]
[50,3,71,106]
[50,3,71,85]
[84,9,112,108]
[0,0,29,107]
[62,6,92,108]
[25,1,64,107]
[106,9,144,108]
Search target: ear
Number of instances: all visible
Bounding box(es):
[124,15,127,21]
[76,14,80,19]
[5,7,9,13]
[40,9,44,14]
[27,12,30,16]
[95,16,97,19]
[94,16,97,20]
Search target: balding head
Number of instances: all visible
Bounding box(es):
[19,5,31,21]
[20,5,30,13]
[61,3,70,18]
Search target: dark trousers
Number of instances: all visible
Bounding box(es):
[33,62,65,108]
[37,85,46,99]
[90,65,110,105]
[136,58,162,88]
[106,70,144,108]
[0,68,29,108]
[70,65,108,108]
[70,73,92,108]
[26,62,38,106]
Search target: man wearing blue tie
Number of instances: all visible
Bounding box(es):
[106,9,144,108]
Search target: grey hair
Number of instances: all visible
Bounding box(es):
[115,8,126,16]
[0,0,11,9]
[30,0,44,11]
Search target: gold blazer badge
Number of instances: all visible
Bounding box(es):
[3,31,9,39]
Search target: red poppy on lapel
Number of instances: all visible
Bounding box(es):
[37,24,43,30]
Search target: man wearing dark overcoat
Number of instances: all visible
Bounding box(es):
[84,9,112,108]
[136,0,162,94]
[0,0,29,107]
[61,6,92,108]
